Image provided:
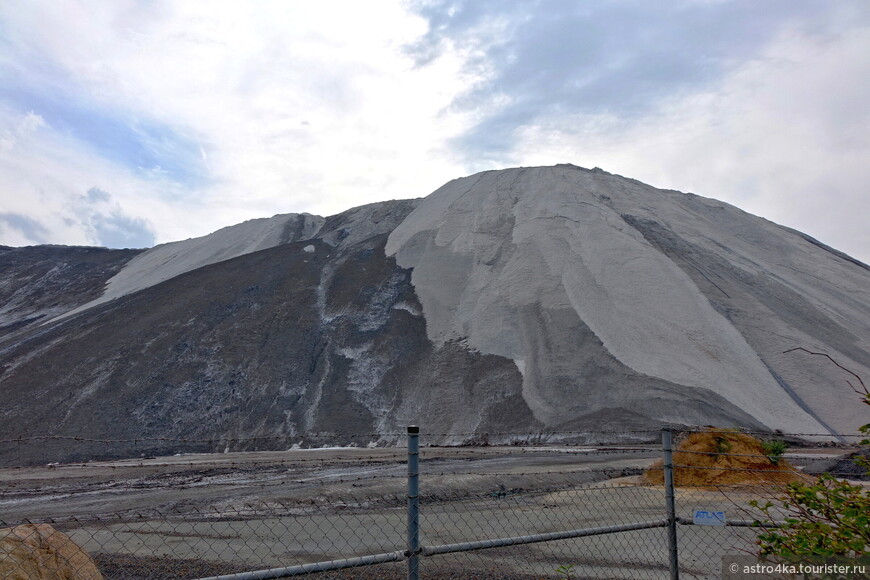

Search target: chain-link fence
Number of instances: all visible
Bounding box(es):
[1,427,864,579]
[660,427,867,579]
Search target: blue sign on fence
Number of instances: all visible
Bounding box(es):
[693,510,726,525]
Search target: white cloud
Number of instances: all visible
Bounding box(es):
[506,24,870,264]
[0,111,45,155]
[0,105,170,247]
[18,111,46,133]
[0,1,477,246]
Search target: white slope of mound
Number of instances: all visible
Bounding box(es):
[386,165,867,434]
[56,213,324,320]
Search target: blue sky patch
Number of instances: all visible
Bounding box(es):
[1,77,209,188]
[0,212,49,244]
[90,211,155,249]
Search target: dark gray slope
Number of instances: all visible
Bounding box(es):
[0,232,534,465]
[0,245,142,346]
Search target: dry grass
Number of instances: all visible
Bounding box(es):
[643,429,807,487]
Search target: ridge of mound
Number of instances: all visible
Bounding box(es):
[51,212,325,322]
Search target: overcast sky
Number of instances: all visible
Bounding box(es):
[1,0,868,263]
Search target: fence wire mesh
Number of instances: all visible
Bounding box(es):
[0,427,864,579]
[665,427,868,579]
[417,483,669,579]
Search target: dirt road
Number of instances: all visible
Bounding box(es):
[0,445,658,522]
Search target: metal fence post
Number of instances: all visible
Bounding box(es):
[662,425,679,580]
[407,425,420,580]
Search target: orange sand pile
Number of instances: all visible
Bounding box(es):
[644,429,806,487]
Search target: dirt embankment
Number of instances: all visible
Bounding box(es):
[644,429,805,487]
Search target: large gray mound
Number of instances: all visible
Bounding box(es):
[387,165,870,436]
[1,165,868,465]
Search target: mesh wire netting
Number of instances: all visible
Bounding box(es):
[1,428,862,579]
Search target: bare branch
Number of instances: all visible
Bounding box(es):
[783,347,868,397]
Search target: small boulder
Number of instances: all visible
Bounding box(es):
[0,523,103,580]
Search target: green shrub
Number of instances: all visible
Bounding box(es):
[751,476,870,557]
[761,439,788,465]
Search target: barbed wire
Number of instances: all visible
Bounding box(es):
[0,432,642,445]
[0,465,650,491]
[671,463,804,474]
[0,446,665,472]
[6,447,848,467]
[0,446,855,475]
[421,471,645,480]
[1,426,861,447]
[669,428,864,438]
[0,496,409,527]
[668,448,845,459]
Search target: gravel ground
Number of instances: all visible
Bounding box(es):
[2,446,853,580]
